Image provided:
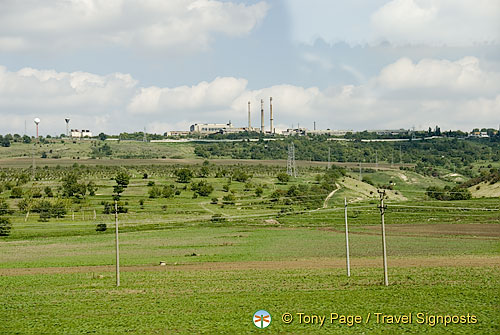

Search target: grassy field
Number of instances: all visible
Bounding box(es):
[0,149,499,334]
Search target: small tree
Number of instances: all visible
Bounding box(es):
[191,180,214,197]
[175,168,193,183]
[0,217,11,236]
[255,187,263,197]
[113,171,130,199]
[277,172,290,184]
[10,187,23,198]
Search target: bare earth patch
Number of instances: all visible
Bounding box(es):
[0,255,498,277]
[365,223,500,238]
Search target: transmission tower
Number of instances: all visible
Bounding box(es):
[287,142,297,177]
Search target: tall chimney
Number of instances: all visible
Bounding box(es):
[269,97,273,134]
[260,99,264,133]
[248,101,251,129]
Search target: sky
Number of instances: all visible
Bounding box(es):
[0,0,499,136]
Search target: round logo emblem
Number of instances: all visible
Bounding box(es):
[253,310,271,329]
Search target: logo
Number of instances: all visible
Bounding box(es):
[253,310,271,329]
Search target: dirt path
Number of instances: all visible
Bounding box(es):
[1,255,498,277]
[323,184,341,208]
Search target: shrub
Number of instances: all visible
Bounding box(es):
[191,180,214,197]
[0,217,12,236]
[175,168,193,183]
[10,187,23,198]
[222,194,236,205]
[96,223,107,232]
[277,172,290,184]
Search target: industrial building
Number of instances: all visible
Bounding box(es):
[71,129,93,138]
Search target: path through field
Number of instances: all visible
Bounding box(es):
[323,184,341,208]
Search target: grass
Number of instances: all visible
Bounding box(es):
[1,266,498,334]
[0,157,499,334]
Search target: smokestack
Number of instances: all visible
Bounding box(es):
[260,99,264,133]
[270,97,273,134]
[314,121,316,131]
[248,101,251,129]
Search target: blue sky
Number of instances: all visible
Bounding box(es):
[0,0,499,135]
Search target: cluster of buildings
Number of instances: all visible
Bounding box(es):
[166,98,352,137]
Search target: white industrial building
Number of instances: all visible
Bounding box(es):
[71,129,93,138]
[190,121,248,134]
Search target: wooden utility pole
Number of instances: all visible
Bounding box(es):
[114,201,120,287]
[378,190,389,286]
[344,198,351,277]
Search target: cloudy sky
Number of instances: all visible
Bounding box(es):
[0,0,499,135]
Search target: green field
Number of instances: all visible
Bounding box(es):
[0,144,499,334]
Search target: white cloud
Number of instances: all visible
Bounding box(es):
[375,57,500,98]
[371,0,500,46]
[0,0,269,53]
[128,77,248,114]
[287,0,500,47]
[1,56,499,135]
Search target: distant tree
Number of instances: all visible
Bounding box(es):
[22,135,31,144]
[191,180,214,197]
[62,173,87,198]
[98,132,107,141]
[0,217,11,236]
[175,168,193,183]
[1,137,10,147]
[232,170,250,182]
[113,171,130,199]
[277,172,290,184]
[10,187,23,198]
[255,187,263,197]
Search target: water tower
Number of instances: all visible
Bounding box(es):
[34,118,40,138]
[65,118,70,137]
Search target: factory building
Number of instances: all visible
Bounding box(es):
[190,121,250,134]
[71,129,93,138]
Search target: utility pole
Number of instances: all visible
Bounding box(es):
[359,160,362,181]
[143,127,147,142]
[247,101,251,129]
[328,147,331,169]
[287,142,297,177]
[399,145,402,165]
[344,198,351,277]
[378,190,389,286]
[114,201,120,287]
[375,150,378,170]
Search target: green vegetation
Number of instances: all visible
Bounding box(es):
[0,139,498,334]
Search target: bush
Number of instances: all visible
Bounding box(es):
[0,217,12,236]
[148,185,163,198]
[277,172,290,184]
[211,213,226,222]
[96,223,107,232]
[222,194,236,205]
[10,187,23,198]
[232,170,250,183]
[175,168,193,183]
[191,180,214,197]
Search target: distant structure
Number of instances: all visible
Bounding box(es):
[269,97,273,134]
[34,118,40,138]
[71,129,92,138]
[260,99,264,133]
[65,118,70,137]
[287,142,297,177]
[190,121,246,134]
